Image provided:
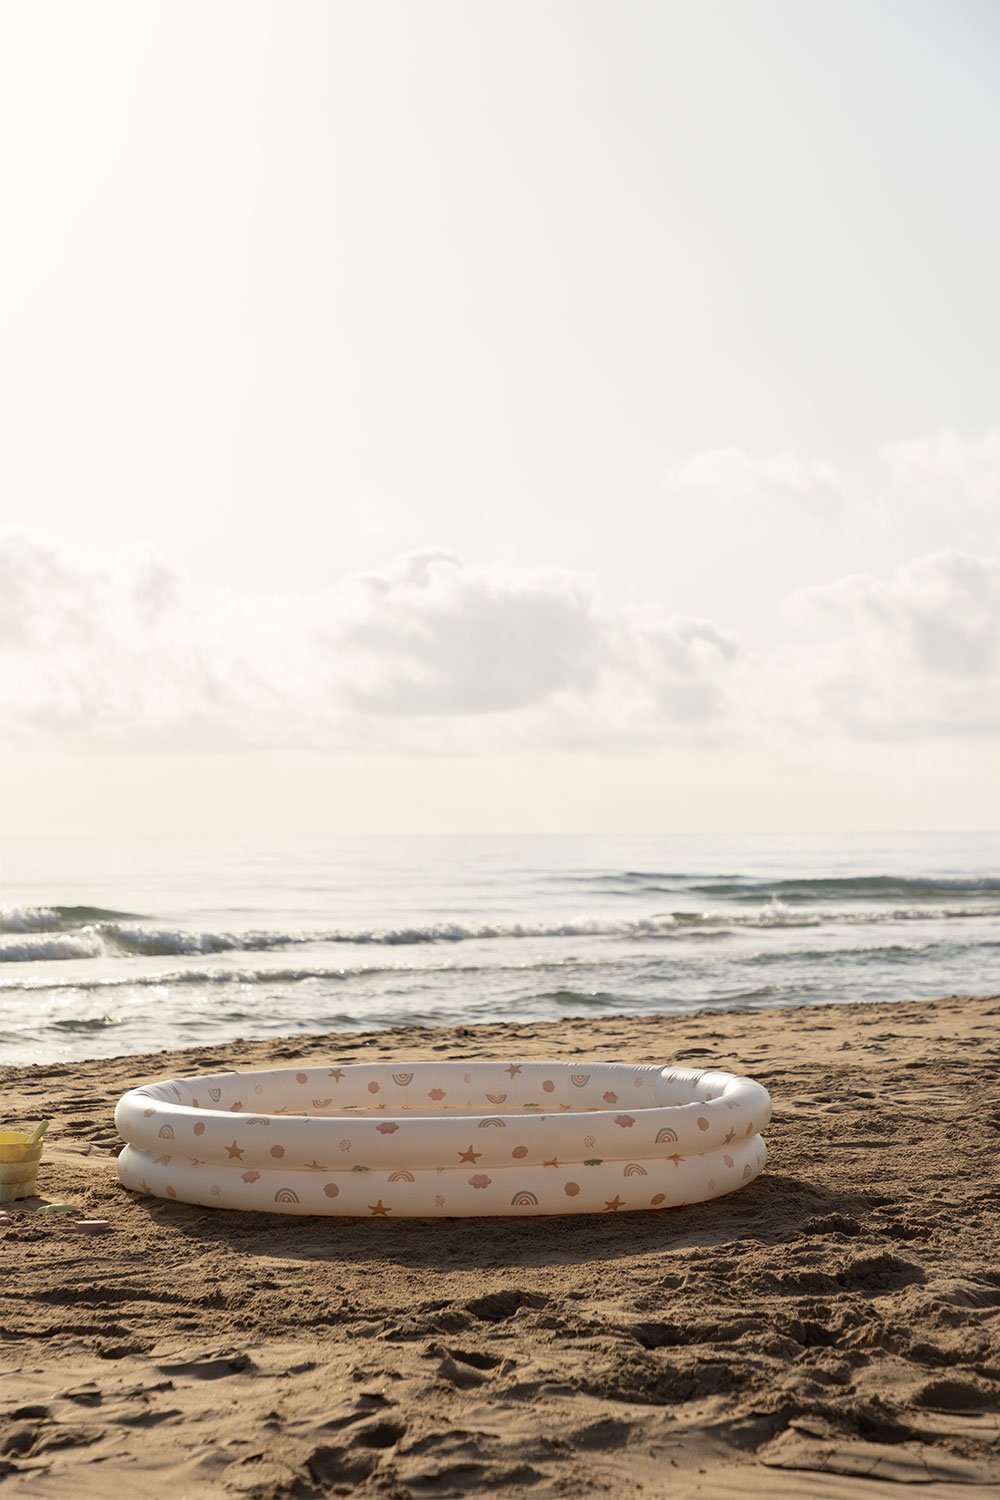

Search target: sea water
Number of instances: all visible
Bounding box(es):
[1,832,997,1064]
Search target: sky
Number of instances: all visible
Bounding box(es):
[1,0,999,836]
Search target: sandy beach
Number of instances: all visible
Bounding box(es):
[2,994,999,1499]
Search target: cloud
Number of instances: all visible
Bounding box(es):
[666,447,856,518]
[0,537,739,751]
[786,550,1000,738]
[882,429,1000,512]
[324,550,606,715]
[668,429,1000,523]
[3,533,998,754]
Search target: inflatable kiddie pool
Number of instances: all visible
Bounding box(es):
[116,1060,770,1217]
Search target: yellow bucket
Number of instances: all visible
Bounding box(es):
[0,1131,45,1202]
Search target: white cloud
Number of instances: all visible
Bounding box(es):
[322,550,606,716]
[3,533,999,756]
[0,537,739,751]
[882,429,1000,512]
[786,549,1000,738]
[666,447,855,518]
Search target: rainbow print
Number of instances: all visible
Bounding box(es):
[655,1127,678,1143]
[392,1072,414,1086]
[274,1187,300,1204]
[388,1169,415,1183]
[623,1163,647,1177]
[157,1124,175,1140]
[511,1190,539,1207]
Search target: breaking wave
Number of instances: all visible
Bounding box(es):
[0,904,142,934]
[3,899,1000,965]
[566,872,1000,901]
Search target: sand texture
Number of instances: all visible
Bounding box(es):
[2,995,1000,1499]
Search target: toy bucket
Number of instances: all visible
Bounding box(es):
[0,1131,45,1202]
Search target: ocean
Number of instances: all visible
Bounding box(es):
[1,832,997,1066]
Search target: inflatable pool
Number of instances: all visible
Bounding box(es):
[116,1060,770,1217]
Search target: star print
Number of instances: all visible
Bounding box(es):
[458,1145,482,1164]
[305,1159,326,1170]
[328,1069,344,1080]
[723,1129,736,1145]
[226,1140,245,1160]
[542,1157,560,1168]
[666,1153,686,1166]
[368,1199,390,1216]
[505,1064,522,1077]
[604,1195,625,1211]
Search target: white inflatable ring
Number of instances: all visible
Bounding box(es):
[116,1060,770,1217]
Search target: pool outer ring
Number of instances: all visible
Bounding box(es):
[116,1059,771,1218]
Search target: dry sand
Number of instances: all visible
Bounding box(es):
[2,995,999,1499]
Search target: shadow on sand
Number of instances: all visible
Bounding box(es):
[126,1171,880,1272]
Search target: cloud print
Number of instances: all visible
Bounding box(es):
[0,538,739,750]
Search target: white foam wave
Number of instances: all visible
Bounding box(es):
[0,931,106,962]
[0,906,62,934]
[3,902,998,966]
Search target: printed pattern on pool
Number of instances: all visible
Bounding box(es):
[115,1060,771,1216]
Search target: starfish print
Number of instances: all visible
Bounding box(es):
[666,1153,686,1166]
[226,1140,245,1161]
[305,1159,326,1170]
[328,1068,344,1080]
[458,1145,482,1164]
[604,1195,625,1211]
[723,1128,736,1145]
[542,1157,560,1168]
[505,1064,522,1077]
[368,1199,390,1216]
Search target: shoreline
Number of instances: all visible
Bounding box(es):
[2,994,999,1497]
[8,986,1000,1075]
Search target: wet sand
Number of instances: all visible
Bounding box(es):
[2,994,999,1498]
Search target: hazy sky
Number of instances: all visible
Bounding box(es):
[2,0,999,835]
